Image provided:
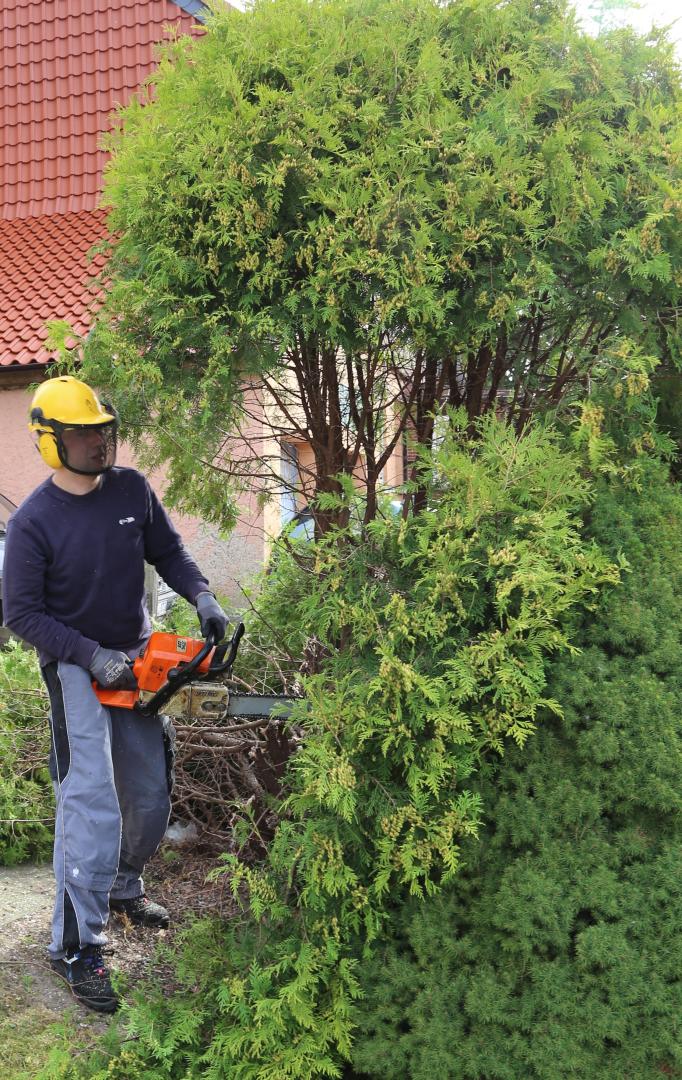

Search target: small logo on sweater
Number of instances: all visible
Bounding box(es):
[118,517,135,525]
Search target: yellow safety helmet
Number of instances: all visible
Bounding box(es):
[29,376,118,474]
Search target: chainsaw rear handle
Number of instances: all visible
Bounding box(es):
[136,620,245,717]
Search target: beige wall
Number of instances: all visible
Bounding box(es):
[0,387,42,509]
[0,385,266,606]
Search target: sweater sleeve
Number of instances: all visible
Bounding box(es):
[142,482,210,604]
[2,518,99,668]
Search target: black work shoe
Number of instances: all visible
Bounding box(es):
[110,894,170,929]
[50,945,118,1013]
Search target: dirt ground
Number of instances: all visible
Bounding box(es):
[0,844,234,1073]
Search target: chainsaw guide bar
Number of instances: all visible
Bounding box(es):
[137,685,299,721]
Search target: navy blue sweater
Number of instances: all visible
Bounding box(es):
[2,468,209,668]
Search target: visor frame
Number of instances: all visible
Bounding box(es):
[43,416,119,476]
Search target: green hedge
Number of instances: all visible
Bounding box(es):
[0,640,53,865]
[351,461,682,1080]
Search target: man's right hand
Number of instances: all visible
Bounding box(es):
[89,646,137,690]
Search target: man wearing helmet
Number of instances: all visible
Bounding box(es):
[2,375,229,1014]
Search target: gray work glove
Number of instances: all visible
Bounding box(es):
[89,646,137,690]
[195,591,229,642]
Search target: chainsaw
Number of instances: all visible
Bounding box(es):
[94,623,299,721]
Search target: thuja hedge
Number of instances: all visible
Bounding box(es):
[38,415,617,1079]
[351,459,682,1080]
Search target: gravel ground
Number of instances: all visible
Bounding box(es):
[0,845,234,1028]
[0,863,54,931]
[0,862,76,1017]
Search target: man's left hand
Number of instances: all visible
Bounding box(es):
[195,592,229,642]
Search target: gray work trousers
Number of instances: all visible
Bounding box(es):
[42,660,173,959]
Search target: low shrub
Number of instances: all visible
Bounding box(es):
[0,640,53,865]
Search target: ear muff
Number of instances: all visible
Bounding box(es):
[35,429,61,470]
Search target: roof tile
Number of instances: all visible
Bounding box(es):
[1,0,210,367]
[2,0,205,221]
[0,210,108,367]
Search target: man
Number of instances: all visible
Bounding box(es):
[2,375,228,1013]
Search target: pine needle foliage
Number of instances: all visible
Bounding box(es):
[42,417,618,1079]
[351,459,682,1080]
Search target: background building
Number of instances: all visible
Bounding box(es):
[0,0,267,603]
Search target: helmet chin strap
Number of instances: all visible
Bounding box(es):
[61,458,117,477]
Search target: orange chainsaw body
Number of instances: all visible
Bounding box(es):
[95,632,215,710]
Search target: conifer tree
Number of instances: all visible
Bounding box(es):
[55,0,682,530]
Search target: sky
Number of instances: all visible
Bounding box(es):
[226,1,680,51]
[572,0,681,49]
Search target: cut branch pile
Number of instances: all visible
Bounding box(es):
[171,711,297,853]
[168,634,303,854]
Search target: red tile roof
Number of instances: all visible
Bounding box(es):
[0,1,205,367]
[2,1,203,220]
[0,211,108,367]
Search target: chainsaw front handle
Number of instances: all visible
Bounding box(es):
[208,621,245,674]
[136,621,245,717]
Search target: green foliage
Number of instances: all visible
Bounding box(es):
[653,365,682,478]
[51,417,618,1079]
[155,594,199,637]
[0,641,53,865]
[5,1012,126,1080]
[350,459,682,1080]
[54,0,682,526]
[32,1020,131,1080]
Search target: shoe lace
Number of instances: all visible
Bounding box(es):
[71,945,113,976]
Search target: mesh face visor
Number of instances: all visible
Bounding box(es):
[54,419,118,475]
